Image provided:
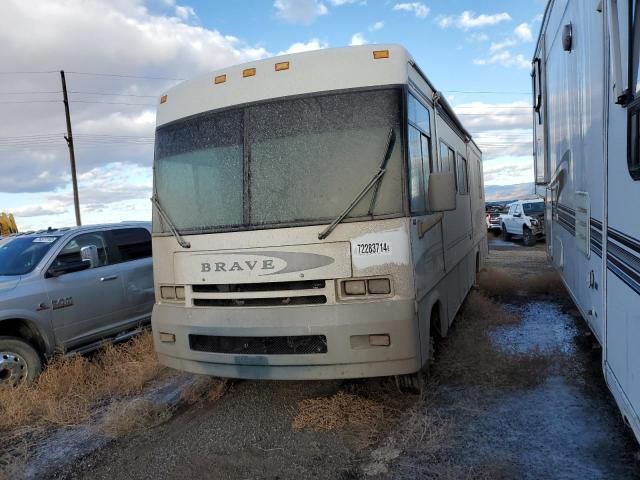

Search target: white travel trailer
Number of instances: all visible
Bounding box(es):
[150,45,487,383]
[533,0,640,442]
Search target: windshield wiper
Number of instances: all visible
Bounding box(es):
[318,129,396,240]
[150,195,191,248]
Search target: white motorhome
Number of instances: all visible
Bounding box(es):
[533,0,640,442]
[150,45,487,383]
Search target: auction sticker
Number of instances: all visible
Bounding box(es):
[353,241,392,256]
[33,237,58,243]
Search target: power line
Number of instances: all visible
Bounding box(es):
[71,100,156,106]
[65,71,184,81]
[70,91,158,98]
[0,91,62,95]
[0,70,58,75]
[444,90,530,95]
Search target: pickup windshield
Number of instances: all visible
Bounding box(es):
[523,202,544,215]
[0,236,61,275]
[153,88,403,234]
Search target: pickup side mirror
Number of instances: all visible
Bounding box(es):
[80,245,99,269]
[427,172,456,212]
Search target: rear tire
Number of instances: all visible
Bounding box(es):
[0,337,42,387]
[501,224,511,241]
[523,227,537,247]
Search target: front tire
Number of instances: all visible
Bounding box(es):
[0,337,42,387]
[523,227,537,247]
[501,224,512,241]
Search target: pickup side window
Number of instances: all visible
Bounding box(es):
[52,232,110,272]
[111,228,152,261]
[514,204,522,216]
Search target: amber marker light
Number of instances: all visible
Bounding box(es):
[373,50,390,59]
[243,68,256,77]
[160,94,168,104]
[275,61,290,71]
[214,74,226,84]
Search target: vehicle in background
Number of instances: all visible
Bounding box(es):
[533,0,640,443]
[0,222,153,386]
[151,44,488,385]
[485,203,508,232]
[500,199,545,246]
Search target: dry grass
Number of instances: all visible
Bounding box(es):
[0,331,164,428]
[478,268,564,298]
[99,398,173,438]
[180,376,228,405]
[292,391,387,432]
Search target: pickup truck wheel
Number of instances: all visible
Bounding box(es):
[523,227,536,247]
[501,224,512,241]
[0,337,42,387]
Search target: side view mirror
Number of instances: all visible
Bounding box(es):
[427,172,456,212]
[80,245,99,269]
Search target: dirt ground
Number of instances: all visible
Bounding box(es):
[7,234,640,480]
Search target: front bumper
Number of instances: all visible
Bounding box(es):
[152,299,420,380]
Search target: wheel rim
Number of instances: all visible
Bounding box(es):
[0,351,29,387]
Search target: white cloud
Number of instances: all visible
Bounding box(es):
[350,33,367,46]
[0,0,274,229]
[278,38,329,55]
[274,0,328,24]
[474,50,530,69]
[174,5,196,21]
[489,39,517,53]
[328,0,358,5]
[467,32,489,43]
[438,10,511,30]
[13,201,69,218]
[514,22,533,42]
[369,21,384,31]
[392,3,430,19]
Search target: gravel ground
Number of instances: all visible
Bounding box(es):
[21,234,640,479]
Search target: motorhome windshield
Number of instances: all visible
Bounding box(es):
[153,88,403,234]
[0,236,60,275]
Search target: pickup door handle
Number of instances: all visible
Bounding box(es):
[100,275,118,282]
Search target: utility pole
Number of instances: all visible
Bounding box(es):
[60,70,81,226]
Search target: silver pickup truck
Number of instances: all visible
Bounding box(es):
[0,222,154,386]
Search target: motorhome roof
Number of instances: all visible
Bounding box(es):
[156,44,476,148]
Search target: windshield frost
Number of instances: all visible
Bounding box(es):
[153,88,403,233]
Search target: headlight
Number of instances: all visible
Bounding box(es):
[530,218,538,226]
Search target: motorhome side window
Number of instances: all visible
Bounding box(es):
[407,93,432,213]
[439,141,456,184]
[628,3,640,181]
[456,155,469,195]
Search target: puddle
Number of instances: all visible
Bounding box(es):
[454,377,637,480]
[490,301,577,355]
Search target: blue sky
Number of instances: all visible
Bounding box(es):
[0,0,546,230]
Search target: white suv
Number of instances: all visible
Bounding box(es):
[501,199,545,246]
